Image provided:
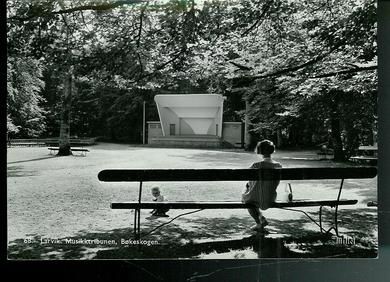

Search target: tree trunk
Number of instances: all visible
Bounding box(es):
[244,98,253,151]
[57,68,73,156]
[329,95,345,161]
[276,128,283,148]
[330,117,344,161]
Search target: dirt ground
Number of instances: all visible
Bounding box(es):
[7,143,378,259]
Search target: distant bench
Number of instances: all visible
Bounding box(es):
[48,147,89,156]
[8,142,46,147]
[349,146,378,165]
[349,156,377,165]
[45,140,92,147]
[9,138,96,148]
[98,167,377,239]
[317,148,334,160]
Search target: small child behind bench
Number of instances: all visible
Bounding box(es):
[150,186,169,217]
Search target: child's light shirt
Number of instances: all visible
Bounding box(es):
[241,157,282,210]
[153,195,166,202]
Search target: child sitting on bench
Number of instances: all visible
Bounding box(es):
[150,186,169,217]
[242,140,282,232]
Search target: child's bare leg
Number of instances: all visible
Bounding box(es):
[247,208,262,224]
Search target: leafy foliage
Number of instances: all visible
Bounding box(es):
[7,0,377,156]
[7,56,46,137]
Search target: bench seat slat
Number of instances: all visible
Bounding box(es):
[111,199,358,209]
[71,148,89,152]
[48,147,89,152]
[98,167,377,182]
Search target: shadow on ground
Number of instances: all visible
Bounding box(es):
[7,156,57,165]
[7,166,39,177]
[8,207,377,259]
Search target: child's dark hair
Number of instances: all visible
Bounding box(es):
[151,186,160,193]
[255,140,275,155]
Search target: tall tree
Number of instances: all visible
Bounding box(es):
[7,0,377,159]
[7,56,46,138]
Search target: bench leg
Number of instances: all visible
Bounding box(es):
[133,208,142,239]
[321,179,344,236]
[319,208,336,235]
[133,209,142,239]
[333,211,339,237]
[317,205,342,236]
[282,207,324,233]
[132,181,143,240]
[134,209,139,239]
[284,206,341,236]
[332,179,344,237]
[319,206,323,233]
[138,208,141,239]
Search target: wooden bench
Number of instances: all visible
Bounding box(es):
[349,156,377,165]
[317,148,334,160]
[48,147,89,156]
[358,145,378,156]
[98,167,377,239]
[9,142,46,147]
[349,146,378,165]
[46,142,87,147]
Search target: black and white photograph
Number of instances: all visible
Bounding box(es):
[7,0,378,260]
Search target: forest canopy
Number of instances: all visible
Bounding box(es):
[7,0,377,159]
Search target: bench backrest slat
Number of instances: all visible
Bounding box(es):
[98,167,377,182]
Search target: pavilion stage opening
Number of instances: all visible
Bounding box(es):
[148,94,243,148]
